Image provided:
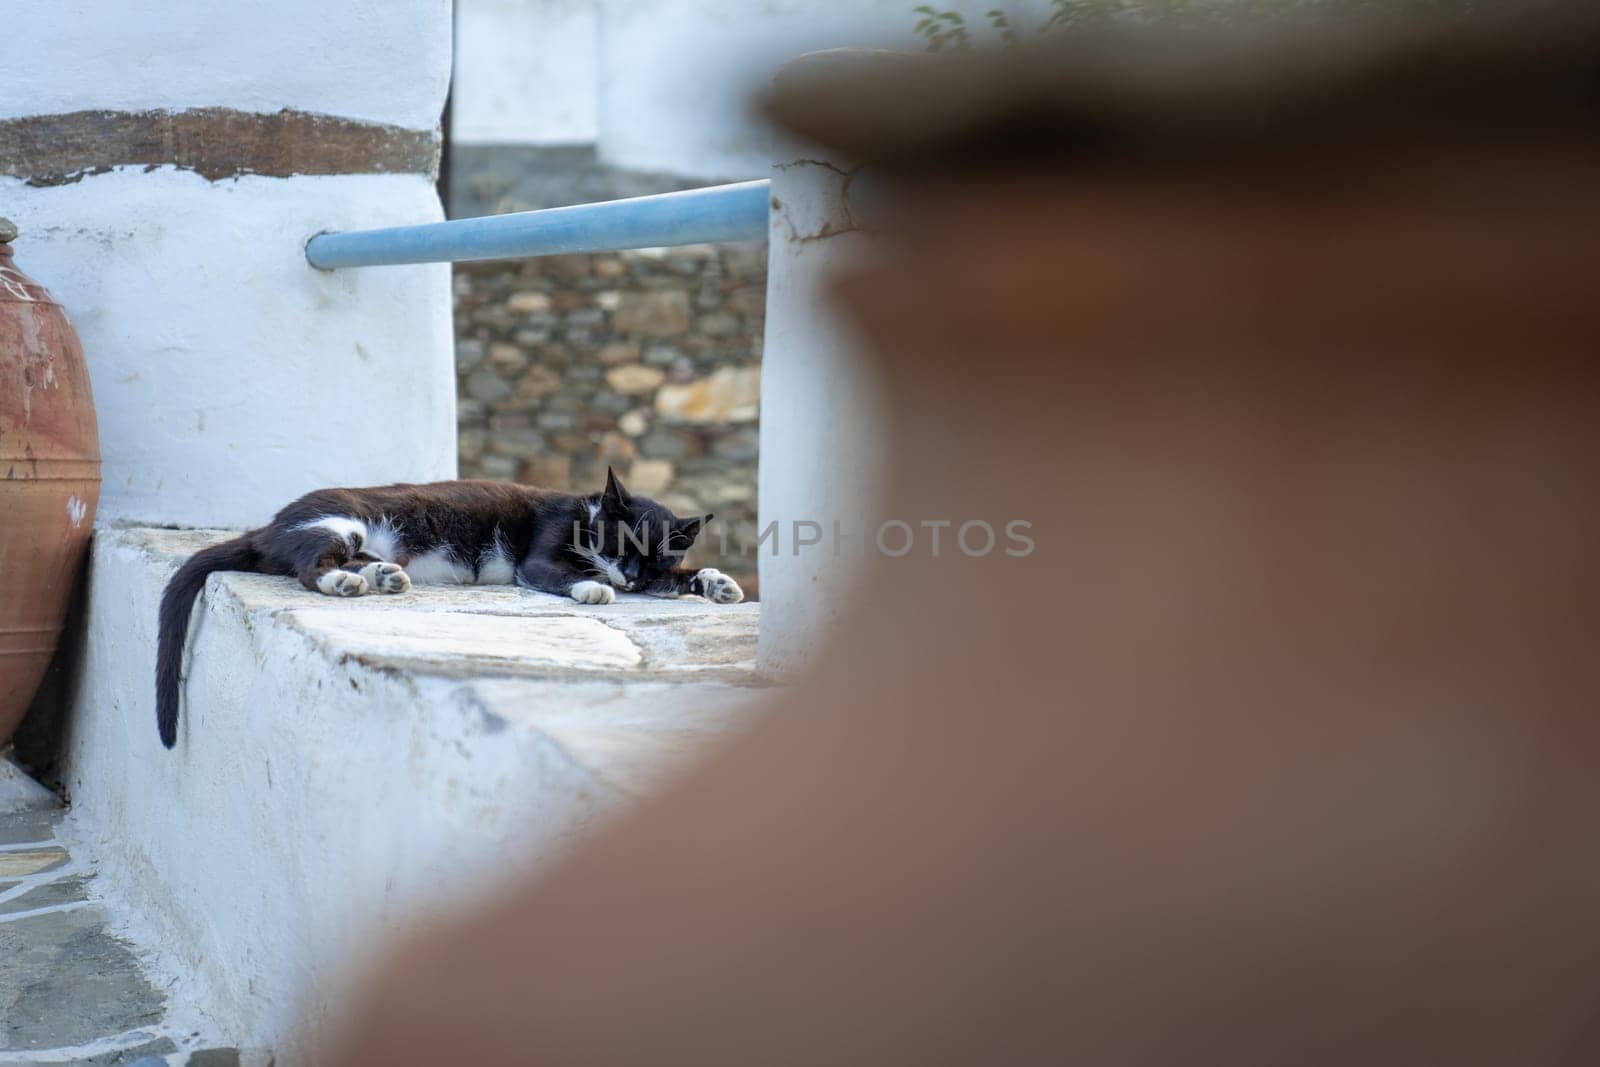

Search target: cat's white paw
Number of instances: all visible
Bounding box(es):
[695,568,743,604]
[317,569,369,597]
[570,580,616,605]
[359,561,411,594]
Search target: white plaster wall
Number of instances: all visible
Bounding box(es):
[757,157,887,676]
[595,0,1001,180]
[453,0,599,144]
[7,171,457,527]
[450,0,1010,178]
[4,0,457,527]
[1,0,451,129]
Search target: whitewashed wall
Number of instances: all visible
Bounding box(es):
[1,0,456,529]
[757,155,888,676]
[596,0,974,178]
[0,1,450,128]
[452,0,1005,180]
[453,0,599,144]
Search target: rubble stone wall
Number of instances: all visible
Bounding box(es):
[453,240,766,595]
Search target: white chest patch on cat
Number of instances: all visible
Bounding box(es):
[476,544,516,585]
[362,519,402,563]
[404,548,474,585]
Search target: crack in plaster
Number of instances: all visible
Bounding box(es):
[771,158,865,243]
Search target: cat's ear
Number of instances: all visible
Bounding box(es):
[602,466,630,510]
[669,513,713,549]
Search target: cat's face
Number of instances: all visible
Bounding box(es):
[592,468,711,590]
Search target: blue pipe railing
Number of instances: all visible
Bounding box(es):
[306,180,770,269]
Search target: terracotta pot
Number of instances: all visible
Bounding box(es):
[0,219,100,745]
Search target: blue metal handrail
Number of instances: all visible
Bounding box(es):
[306,180,771,269]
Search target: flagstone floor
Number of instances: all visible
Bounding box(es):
[0,758,258,1067]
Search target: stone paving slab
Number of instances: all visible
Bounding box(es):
[286,607,645,677]
[1,906,169,1051]
[0,873,90,916]
[0,761,254,1066]
[124,1048,272,1066]
[0,753,58,814]
[0,847,69,879]
[0,808,60,846]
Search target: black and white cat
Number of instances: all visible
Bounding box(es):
[155,469,742,748]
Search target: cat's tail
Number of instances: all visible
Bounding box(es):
[156,534,259,749]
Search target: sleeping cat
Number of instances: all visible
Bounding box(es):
[155,469,742,748]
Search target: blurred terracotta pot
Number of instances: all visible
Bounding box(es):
[0,219,100,745]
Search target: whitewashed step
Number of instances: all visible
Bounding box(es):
[54,527,771,1063]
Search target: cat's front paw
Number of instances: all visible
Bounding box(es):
[570,580,617,605]
[316,570,369,597]
[695,568,743,604]
[359,561,411,594]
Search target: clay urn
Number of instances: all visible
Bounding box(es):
[0,218,101,745]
